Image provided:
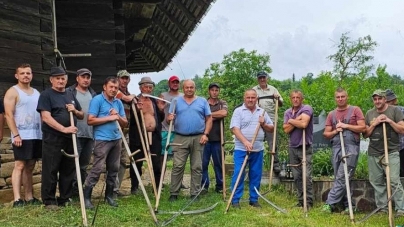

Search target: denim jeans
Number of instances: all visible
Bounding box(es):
[202,141,223,191]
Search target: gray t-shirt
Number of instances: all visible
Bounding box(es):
[76,90,93,138]
[161,91,183,132]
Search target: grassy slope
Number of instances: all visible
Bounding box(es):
[0,182,401,227]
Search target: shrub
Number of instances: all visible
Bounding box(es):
[311,148,369,179]
[312,148,333,177]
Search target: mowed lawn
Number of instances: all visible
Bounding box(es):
[0,181,402,227]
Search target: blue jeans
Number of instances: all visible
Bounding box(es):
[202,141,223,190]
[231,149,263,204]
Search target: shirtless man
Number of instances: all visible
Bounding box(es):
[129,77,165,194]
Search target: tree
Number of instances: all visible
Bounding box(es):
[152,79,169,96]
[328,33,377,85]
[201,48,272,140]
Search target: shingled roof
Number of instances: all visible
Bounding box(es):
[124,0,215,73]
[0,0,215,92]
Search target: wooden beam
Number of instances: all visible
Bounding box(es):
[152,20,180,46]
[146,30,175,56]
[156,5,186,34]
[170,0,196,22]
[142,42,166,63]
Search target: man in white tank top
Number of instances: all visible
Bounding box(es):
[4,63,42,207]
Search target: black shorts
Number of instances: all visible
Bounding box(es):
[13,139,42,161]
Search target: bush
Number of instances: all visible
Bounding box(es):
[311,148,369,179]
[312,148,333,177]
[354,152,369,179]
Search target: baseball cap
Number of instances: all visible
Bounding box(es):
[256,71,268,77]
[117,70,130,78]
[385,89,397,102]
[77,68,92,77]
[208,83,220,89]
[371,89,386,98]
[169,75,180,82]
[50,66,66,77]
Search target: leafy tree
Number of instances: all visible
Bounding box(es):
[328,33,377,84]
[200,48,272,140]
[153,79,169,96]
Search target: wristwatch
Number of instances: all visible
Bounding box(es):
[204,133,209,137]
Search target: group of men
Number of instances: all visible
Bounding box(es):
[321,88,404,218]
[1,64,403,220]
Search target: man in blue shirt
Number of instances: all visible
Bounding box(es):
[167,79,212,201]
[83,77,127,209]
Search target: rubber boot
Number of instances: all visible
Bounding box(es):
[83,186,94,209]
[105,184,118,207]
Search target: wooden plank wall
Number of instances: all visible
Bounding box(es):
[0,0,55,95]
[56,0,124,91]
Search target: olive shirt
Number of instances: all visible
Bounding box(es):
[365,105,404,156]
[207,98,228,142]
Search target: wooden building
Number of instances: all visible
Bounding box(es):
[0,0,215,93]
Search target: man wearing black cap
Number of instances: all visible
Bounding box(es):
[129,76,164,194]
[37,66,84,210]
[364,89,404,216]
[201,83,227,193]
[252,71,283,174]
[66,68,97,196]
[385,89,404,177]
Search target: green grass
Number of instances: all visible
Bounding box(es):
[0,182,401,227]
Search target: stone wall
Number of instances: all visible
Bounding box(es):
[280,178,378,211]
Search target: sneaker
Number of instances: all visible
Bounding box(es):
[396,210,404,218]
[26,198,42,206]
[13,199,25,208]
[232,203,241,209]
[249,202,262,208]
[45,204,59,211]
[322,204,333,213]
[169,195,178,202]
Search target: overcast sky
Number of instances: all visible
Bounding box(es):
[128,0,404,93]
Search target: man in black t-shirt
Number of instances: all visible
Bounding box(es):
[201,83,228,193]
[37,66,84,210]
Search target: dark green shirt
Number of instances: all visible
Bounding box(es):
[365,105,404,156]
